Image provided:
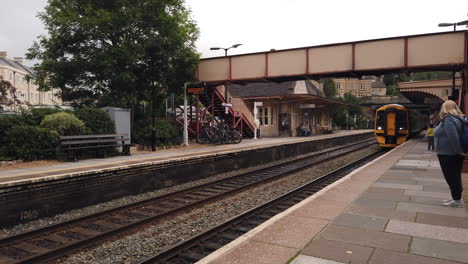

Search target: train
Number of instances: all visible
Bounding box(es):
[374,104,427,147]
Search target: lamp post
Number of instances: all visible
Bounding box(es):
[438,20,468,99]
[210,44,242,117]
[210,44,242,57]
[151,81,157,151]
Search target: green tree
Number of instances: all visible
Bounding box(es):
[0,80,21,110]
[386,85,400,96]
[332,93,363,129]
[27,0,200,108]
[74,107,115,134]
[323,79,337,98]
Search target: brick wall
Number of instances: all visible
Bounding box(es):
[0,132,373,227]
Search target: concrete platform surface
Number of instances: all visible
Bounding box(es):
[198,137,468,264]
[0,130,371,186]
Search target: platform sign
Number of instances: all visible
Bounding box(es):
[187,87,204,94]
[299,104,315,109]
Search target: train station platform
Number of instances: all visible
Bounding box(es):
[0,130,371,186]
[198,137,468,264]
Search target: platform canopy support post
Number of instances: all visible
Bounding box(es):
[183,82,189,146]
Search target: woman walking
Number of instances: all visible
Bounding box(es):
[435,100,467,207]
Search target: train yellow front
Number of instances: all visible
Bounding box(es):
[374,104,426,147]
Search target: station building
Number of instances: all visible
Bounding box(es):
[220,80,342,137]
[0,51,61,111]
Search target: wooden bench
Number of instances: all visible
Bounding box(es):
[60,134,131,161]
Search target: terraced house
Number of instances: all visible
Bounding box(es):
[0,51,61,111]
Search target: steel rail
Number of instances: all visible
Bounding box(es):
[138,149,385,264]
[0,138,375,264]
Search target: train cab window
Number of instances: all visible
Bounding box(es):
[376,111,385,130]
[396,110,407,130]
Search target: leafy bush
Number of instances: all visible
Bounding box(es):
[74,107,115,135]
[40,112,86,136]
[133,119,179,146]
[27,108,63,126]
[0,125,60,160]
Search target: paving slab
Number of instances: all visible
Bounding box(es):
[411,237,468,263]
[423,185,451,193]
[358,191,411,202]
[416,212,468,229]
[404,190,451,199]
[382,170,415,178]
[301,238,373,264]
[413,177,446,183]
[377,178,419,185]
[318,224,410,252]
[369,248,463,264]
[206,240,298,264]
[290,198,349,220]
[372,182,423,190]
[332,213,388,231]
[385,219,468,243]
[291,255,345,264]
[409,196,450,206]
[252,215,328,249]
[366,187,406,195]
[391,166,428,171]
[414,170,445,178]
[345,205,416,222]
[397,202,467,217]
[353,198,398,209]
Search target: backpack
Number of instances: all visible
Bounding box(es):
[449,116,468,152]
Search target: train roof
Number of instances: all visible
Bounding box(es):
[376,104,407,111]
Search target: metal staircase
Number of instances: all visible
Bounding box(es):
[198,87,255,139]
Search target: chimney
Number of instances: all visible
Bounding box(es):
[0,51,7,59]
[14,57,23,64]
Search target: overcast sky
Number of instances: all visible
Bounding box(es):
[1,0,468,66]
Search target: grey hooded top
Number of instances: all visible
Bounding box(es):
[434,115,467,155]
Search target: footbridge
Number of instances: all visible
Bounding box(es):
[196,31,468,111]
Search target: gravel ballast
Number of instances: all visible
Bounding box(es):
[58,145,380,264]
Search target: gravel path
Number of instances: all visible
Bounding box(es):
[59,145,380,264]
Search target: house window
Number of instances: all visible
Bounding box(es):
[259,107,270,126]
[336,82,342,90]
[360,83,366,91]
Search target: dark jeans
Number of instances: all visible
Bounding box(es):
[428,136,434,151]
[437,154,464,200]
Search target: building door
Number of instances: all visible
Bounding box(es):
[278,104,290,136]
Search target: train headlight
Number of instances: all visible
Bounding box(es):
[399,127,404,130]
[377,126,382,130]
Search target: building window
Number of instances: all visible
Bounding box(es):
[360,83,366,91]
[336,82,342,90]
[349,83,355,91]
[259,107,270,126]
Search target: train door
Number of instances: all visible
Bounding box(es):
[387,112,396,136]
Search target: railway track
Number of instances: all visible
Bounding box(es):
[0,138,376,264]
[138,148,386,264]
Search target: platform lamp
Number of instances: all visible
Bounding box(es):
[210,44,243,117]
[210,44,242,57]
[438,20,468,101]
